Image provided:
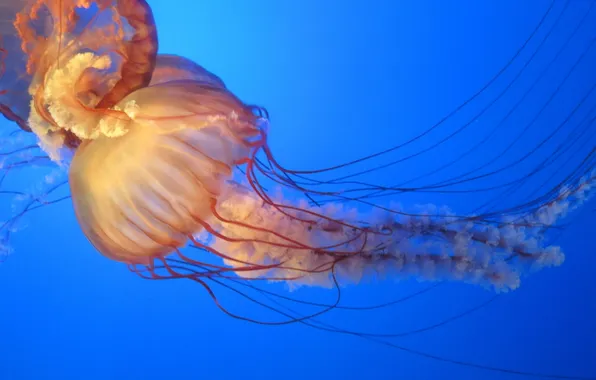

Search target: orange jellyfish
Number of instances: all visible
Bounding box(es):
[1,1,595,378]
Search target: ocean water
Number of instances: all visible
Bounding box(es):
[0,1,595,379]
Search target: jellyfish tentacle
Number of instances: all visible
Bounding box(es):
[207,170,595,290]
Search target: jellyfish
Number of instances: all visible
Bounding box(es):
[0,1,595,379]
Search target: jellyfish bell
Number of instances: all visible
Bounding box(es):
[68,75,263,264]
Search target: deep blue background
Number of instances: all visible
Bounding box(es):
[0,1,594,379]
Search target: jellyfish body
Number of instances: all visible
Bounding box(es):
[69,78,261,264]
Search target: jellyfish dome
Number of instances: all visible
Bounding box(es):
[68,61,262,264]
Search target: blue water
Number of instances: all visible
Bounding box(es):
[0,1,595,379]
